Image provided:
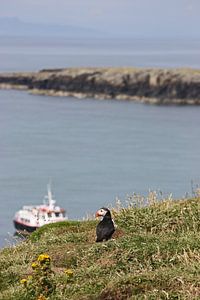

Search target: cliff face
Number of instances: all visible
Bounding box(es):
[1,67,200,104]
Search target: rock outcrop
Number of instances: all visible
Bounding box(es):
[1,67,200,104]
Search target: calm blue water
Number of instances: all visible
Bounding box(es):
[0,37,200,247]
[1,37,200,71]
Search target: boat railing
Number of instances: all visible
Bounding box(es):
[22,206,35,211]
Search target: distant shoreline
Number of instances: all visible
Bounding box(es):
[1,67,200,105]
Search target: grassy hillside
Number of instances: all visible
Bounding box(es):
[0,195,200,299]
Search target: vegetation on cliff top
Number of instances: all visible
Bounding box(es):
[0,193,200,299]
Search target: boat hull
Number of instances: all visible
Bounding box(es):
[13,220,38,233]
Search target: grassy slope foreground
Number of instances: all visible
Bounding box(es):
[0,196,200,299]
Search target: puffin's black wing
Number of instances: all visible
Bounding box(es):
[96,218,115,242]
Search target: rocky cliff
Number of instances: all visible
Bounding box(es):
[1,67,200,104]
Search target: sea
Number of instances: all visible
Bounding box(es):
[0,36,200,247]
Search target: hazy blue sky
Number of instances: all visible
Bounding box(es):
[1,0,200,37]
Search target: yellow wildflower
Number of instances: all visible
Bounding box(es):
[31,262,39,270]
[37,254,51,263]
[64,269,74,277]
[37,294,47,300]
[20,278,27,285]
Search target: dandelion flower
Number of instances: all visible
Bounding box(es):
[31,262,39,270]
[37,254,51,264]
[37,294,47,300]
[64,269,74,278]
[20,278,27,285]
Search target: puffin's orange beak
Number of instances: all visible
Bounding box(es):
[95,211,100,218]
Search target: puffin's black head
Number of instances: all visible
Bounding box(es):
[95,207,111,218]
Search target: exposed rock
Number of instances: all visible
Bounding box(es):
[1,67,200,105]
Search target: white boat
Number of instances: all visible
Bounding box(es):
[13,185,67,233]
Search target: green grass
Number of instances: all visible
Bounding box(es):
[0,196,200,299]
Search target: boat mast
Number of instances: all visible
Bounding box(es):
[46,184,56,209]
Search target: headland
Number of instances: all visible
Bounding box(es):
[1,67,200,104]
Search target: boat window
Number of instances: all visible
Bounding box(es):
[20,218,30,223]
[55,212,60,217]
[41,214,46,220]
[47,212,52,218]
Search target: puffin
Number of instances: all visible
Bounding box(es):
[95,207,115,242]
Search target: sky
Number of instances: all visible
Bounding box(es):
[1,0,200,37]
